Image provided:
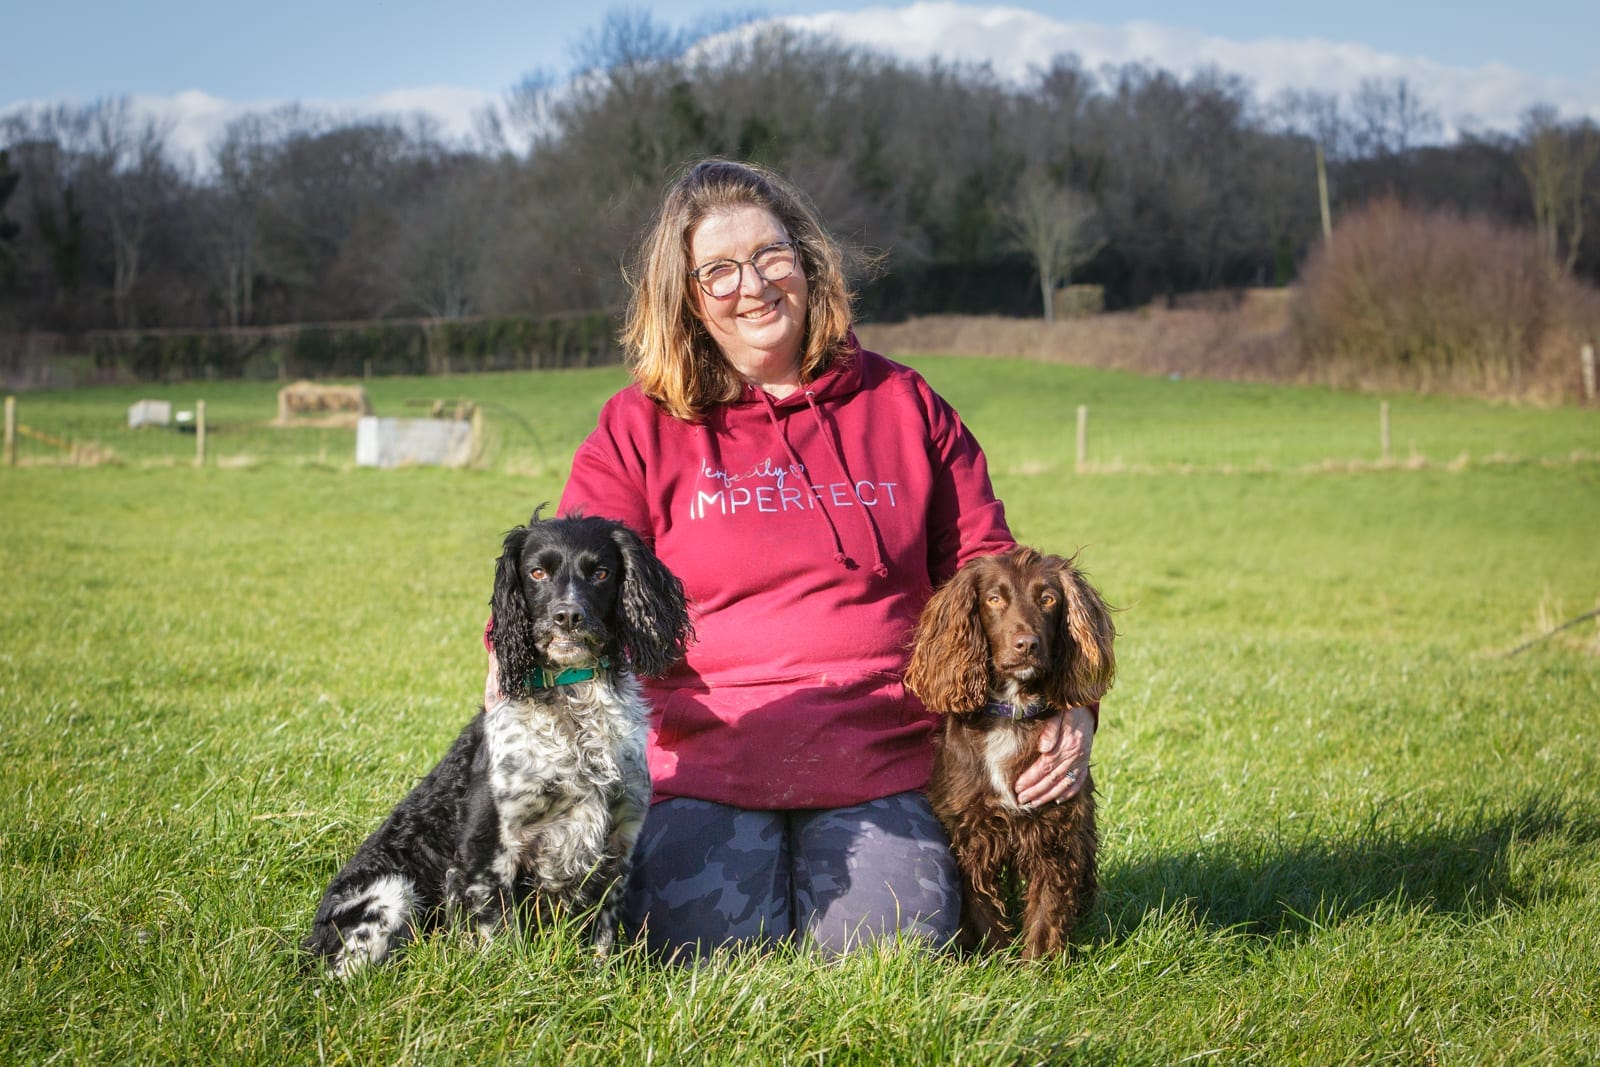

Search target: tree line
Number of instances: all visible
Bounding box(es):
[1,12,1596,336]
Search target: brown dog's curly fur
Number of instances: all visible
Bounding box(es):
[906,546,1115,958]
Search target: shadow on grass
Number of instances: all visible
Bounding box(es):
[1097,792,1595,942]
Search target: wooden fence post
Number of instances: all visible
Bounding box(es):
[4,396,15,467]
[195,400,207,467]
[1316,144,1333,243]
[1075,405,1088,474]
[1380,401,1391,462]
[1582,344,1596,403]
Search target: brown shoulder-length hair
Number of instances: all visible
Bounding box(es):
[621,158,856,422]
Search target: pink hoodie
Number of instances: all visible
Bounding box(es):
[557,340,1014,808]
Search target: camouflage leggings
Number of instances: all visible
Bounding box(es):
[623,791,961,960]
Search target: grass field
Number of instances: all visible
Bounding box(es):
[6,358,1599,474]
[3,358,1599,1064]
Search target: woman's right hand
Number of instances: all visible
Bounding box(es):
[484,648,506,708]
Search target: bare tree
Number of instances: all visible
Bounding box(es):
[495,70,559,157]
[206,114,276,326]
[1519,105,1599,274]
[567,9,693,177]
[1350,76,1440,157]
[1269,88,1353,162]
[82,98,176,328]
[1000,166,1103,321]
[376,155,497,321]
[255,114,426,320]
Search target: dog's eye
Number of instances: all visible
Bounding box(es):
[592,567,610,582]
[986,593,1004,607]
[1040,591,1058,607]
[529,567,548,581]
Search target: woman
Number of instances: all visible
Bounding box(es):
[494,159,1096,958]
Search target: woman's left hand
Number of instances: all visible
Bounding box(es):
[1015,705,1095,808]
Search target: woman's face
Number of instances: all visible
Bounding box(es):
[687,204,809,392]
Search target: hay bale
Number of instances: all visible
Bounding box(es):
[1053,284,1105,320]
[276,381,373,424]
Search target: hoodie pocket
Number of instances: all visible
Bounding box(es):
[653,669,924,750]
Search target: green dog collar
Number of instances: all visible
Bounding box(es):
[524,658,611,690]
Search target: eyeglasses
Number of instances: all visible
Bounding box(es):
[688,241,799,299]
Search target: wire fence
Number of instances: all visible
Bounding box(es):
[975,399,1600,481]
[6,388,1597,475]
[1068,401,1441,473]
[3,393,336,468]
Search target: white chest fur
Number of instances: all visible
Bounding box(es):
[983,726,1028,812]
[482,675,650,889]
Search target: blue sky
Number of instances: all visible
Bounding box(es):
[4,1,1597,168]
[5,0,1595,104]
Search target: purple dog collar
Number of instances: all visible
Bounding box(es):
[982,700,1054,720]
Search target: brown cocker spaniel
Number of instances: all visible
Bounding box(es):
[906,546,1116,958]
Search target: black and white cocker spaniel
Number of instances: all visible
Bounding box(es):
[304,511,692,976]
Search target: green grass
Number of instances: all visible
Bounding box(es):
[3,358,1599,1064]
[7,358,1598,472]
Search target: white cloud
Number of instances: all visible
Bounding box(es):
[778,2,1600,136]
[2,85,499,172]
[133,91,258,167]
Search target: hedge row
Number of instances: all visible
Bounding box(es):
[80,312,622,383]
[1292,198,1600,401]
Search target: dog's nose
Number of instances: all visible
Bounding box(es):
[1013,633,1039,657]
[551,602,586,630]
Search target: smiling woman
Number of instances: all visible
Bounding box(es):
[685,209,810,395]
[619,159,856,423]
[474,157,1100,963]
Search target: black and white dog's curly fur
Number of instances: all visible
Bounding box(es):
[303,511,692,977]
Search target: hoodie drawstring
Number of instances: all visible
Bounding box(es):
[753,386,852,568]
[801,389,890,579]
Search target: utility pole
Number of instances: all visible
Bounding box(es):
[1316,145,1333,243]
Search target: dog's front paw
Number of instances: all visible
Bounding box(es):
[443,867,468,925]
[590,911,619,960]
[446,870,509,943]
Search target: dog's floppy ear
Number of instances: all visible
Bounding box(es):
[1047,553,1117,707]
[490,523,535,700]
[906,560,991,713]
[609,523,693,677]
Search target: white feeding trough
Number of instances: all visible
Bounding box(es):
[356,416,474,468]
[127,399,172,428]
